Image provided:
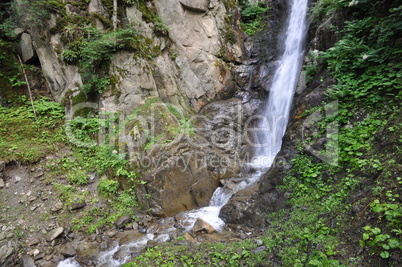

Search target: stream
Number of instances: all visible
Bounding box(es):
[58,0,308,265]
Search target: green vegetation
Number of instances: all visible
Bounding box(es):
[239,1,269,36]
[0,97,65,162]
[61,26,154,94]
[47,114,141,233]
[123,239,266,267]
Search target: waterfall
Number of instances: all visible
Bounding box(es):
[255,0,308,167]
[57,0,308,266]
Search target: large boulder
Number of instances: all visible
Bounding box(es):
[129,99,247,217]
[20,33,36,63]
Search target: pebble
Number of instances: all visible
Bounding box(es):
[0,179,4,189]
[255,239,264,246]
[45,227,64,242]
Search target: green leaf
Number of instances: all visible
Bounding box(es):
[362,233,370,240]
[380,251,390,259]
[388,239,400,249]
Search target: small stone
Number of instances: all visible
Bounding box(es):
[184,233,196,243]
[34,252,45,260]
[15,176,22,183]
[21,255,36,267]
[106,230,117,238]
[31,248,40,257]
[45,227,64,242]
[44,255,52,261]
[30,206,37,211]
[60,244,76,257]
[251,246,266,254]
[33,171,44,178]
[51,202,63,212]
[255,239,264,246]
[0,232,6,241]
[0,179,4,189]
[28,196,37,202]
[124,224,132,231]
[70,202,86,210]
[115,215,132,229]
[27,190,32,197]
[132,222,139,230]
[5,182,10,188]
[27,238,40,246]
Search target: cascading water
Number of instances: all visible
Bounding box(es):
[255,0,309,167]
[58,0,308,266]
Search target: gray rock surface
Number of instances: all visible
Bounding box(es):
[21,255,36,267]
[45,227,64,242]
[20,33,36,63]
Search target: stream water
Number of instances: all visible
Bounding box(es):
[58,0,308,265]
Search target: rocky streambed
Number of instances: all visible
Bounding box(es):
[0,155,268,267]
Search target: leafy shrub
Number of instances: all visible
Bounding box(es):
[240,1,269,36]
[98,178,119,196]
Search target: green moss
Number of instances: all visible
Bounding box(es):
[101,0,114,15]
[91,12,112,29]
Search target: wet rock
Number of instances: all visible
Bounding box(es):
[192,218,215,234]
[115,215,132,229]
[220,202,265,228]
[116,230,143,246]
[154,234,170,243]
[45,227,64,242]
[21,255,36,267]
[146,240,156,249]
[132,222,139,230]
[75,241,100,266]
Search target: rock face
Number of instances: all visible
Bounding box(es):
[12,0,286,218]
